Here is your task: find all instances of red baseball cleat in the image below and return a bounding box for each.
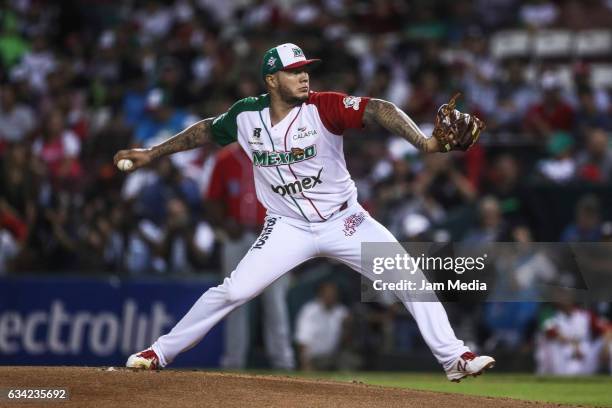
[445,352,495,382]
[126,348,160,370]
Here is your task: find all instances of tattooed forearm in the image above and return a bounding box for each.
[150,118,213,159]
[363,99,433,153]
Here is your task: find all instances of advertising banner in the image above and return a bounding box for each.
[0,276,222,367]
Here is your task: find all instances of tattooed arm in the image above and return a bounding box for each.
[363,99,442,153]
[113,118,213,172]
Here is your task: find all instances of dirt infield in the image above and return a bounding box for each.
[0,367,578,408]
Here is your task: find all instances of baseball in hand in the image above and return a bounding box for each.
[117,159,134,172]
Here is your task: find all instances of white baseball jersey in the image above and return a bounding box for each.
[211,91,370,222]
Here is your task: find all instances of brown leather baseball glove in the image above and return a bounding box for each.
[432,93,485,152]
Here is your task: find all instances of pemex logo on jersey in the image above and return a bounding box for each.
[271,167,323,197]
[252,145,317,167]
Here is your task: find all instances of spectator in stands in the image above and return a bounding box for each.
[483,154,528,227]
[11,33,56,94]
[0,13,30,69]
[536,297,609,375]
[156,57,196,108]
[135,89,197,147]
[0,196,27,274]
[32,109,83,190]
[494,61,538,133]
[463,196,507,243]
[561,195,602,242]
[536,131,577,184]
[525,73,574,139]
[0,225,20,274]
[461,27,498,117]
[576,128,612,183]
[0,142,37,223]
[405,71,440,123]
[121,69,149,128]
[415,154,477,212]
[572,62,610,111]
[295,282,351,371]
[0,85,36,149]
[125,197,213,275]
[134,157,201,225]
[159,197,214,274]
[574,90,612,146]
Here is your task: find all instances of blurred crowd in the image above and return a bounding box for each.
[1,0,612,372]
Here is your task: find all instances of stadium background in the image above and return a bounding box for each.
[1,0,612,373]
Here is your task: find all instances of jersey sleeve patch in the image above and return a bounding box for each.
[308,91,370,135]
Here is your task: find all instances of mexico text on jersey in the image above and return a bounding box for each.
[211,91,370,222]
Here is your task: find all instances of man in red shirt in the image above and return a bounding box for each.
[524,73,574,139]
[207,143,295,369]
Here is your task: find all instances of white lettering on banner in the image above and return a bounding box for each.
[49,302,69,354]
[0,312,22,353]
[121,301,136,354]
[0,300,175,357]
[70,312,91,353]
[23,312,46,354]
[89,313,119,356]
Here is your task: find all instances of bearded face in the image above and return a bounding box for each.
[271,68,310,105]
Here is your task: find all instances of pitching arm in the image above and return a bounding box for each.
[113,118,214,172]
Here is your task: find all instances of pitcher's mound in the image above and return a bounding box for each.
[0,367,575,408]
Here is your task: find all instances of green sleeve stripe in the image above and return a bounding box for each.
[211,94,270,146]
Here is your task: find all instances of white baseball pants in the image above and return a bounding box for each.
[152,201,468,367]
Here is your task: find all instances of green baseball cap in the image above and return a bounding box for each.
[261,43,321,79]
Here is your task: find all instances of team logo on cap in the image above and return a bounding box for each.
[267,56,277,67]
[292,47,304,58]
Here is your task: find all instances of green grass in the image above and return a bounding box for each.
[284,372,612,407]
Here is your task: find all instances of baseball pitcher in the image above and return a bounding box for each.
[115,43,493,382]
